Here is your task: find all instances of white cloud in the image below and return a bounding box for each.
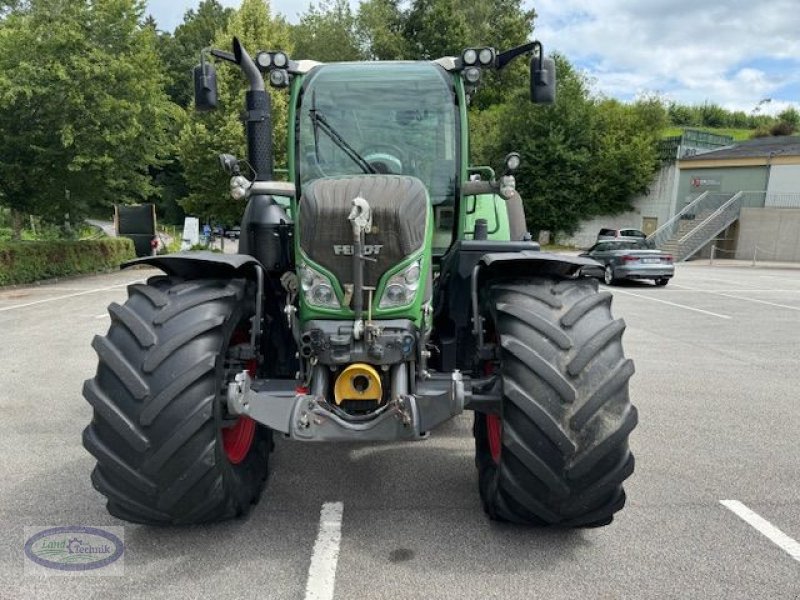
[148,0,800,115]
[532,0,800,114]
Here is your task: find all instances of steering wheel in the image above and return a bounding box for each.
[360,143,408,175]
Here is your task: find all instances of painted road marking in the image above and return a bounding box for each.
[609,288,732,320]
[721,500,800,563]
[0,280,142,312]
[668,283,800,293]
[305,502,344,600]
[667,290,800,292]
[671,283,800,312]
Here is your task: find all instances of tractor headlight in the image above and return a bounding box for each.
[462,49,478,66]
[379,261,422,309]
[299,263,341,309]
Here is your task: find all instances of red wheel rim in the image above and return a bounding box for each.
[222,333,258,465]
[482,357,501,464]
[222,416,256,464]
[486,414,502,464]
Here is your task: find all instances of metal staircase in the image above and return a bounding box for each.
[648,191,745,261]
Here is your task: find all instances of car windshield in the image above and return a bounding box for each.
[296,63,458,206]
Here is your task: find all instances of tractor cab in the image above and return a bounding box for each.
[295,62,458,208]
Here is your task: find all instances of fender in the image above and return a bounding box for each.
[123,250,264,279]
[475,248,602,284]
[123,250,267,352]
[431,240,602,371]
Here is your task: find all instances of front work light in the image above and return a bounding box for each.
[478,48,495,66]
[255,51,272,69]
[464,67,481,85]
[462,49,478,66]
[272,52,288,68]
[269,69,290,88]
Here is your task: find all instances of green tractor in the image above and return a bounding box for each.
[83,38,636,527]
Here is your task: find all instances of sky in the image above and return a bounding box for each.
[145,0,800,116]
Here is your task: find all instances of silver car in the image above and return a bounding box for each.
[581,240,674,286]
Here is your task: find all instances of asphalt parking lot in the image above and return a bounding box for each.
[1,262,798,599]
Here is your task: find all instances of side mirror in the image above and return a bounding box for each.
[530,56,556,104]
[193,60,218,112]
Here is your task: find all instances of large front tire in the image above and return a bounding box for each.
[82,276,271,525]
[475,277,637,527]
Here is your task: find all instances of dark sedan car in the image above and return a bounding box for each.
[581,240,674,286]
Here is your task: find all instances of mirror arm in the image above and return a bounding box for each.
[497,40,542,71]
[209,48,237,64]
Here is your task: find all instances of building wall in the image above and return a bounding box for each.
[767,165,800,194]
[735,207,800,262]
[560,162,678,249]
[675,166,768,210]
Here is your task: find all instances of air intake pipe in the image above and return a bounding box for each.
[233,37,274,182]
[231,38,291,273]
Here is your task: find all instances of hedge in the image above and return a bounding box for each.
[0,238,136,286]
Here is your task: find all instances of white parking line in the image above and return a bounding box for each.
[671,290,800,293]
[609,288,732,320]
[0,280,142,312]
[671,283,800,312]
[305,502,344,600]
[721,500,800,563]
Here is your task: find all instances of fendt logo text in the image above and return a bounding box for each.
[333,244,384,256]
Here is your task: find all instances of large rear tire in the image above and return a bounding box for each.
[82,276,271,525]
[475,277,637,527]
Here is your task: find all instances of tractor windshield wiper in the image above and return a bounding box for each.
[309,109,377,175]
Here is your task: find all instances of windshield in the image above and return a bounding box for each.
[296,63,458,206]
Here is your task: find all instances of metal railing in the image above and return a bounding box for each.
[765,192,800,208]
[647,191,710,249]
[677,192,744,261]
[648,191,742,249]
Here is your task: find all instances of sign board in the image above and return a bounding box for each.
[181,217,200,250]
[114,204,157,257]
[691,176,722,189]
[116,204,156,236]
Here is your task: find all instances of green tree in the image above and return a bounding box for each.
[292,0,362,61]
[486,57,663,234]
[157,0,234,107]
[404,0,469,59]
[355,0,407,60]
[177,0,292,225]
[0,0,176,238]
[404,0,534,107]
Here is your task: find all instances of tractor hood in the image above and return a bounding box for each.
[299,175,429,289]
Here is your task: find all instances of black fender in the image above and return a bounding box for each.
[476,248,601,284]
[431,240,602,372]
[120,250,301,376]
[123,251,264,279]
